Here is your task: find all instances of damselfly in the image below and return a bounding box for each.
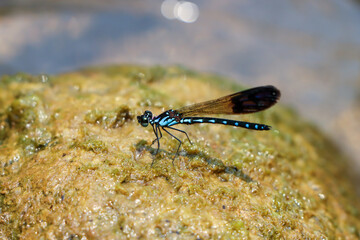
[137,85,280,164]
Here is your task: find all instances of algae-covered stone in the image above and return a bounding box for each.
[0,66,359,239]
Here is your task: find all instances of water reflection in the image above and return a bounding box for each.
[161,0,199,23]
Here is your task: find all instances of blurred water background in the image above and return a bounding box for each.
[0,0,360,192]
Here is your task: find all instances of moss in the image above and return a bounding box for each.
[6,94,48,130]
[85,105,133,129]
[0,117,9,144]
[74,137,108,154]
[0,73,50,86]
[126,65,167,84]
[18,127,52,156]
[0,66,359,239]
[1,93,53,157]
[226,219,250,239]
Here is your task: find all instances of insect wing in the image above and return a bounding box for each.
[177,85,280,117]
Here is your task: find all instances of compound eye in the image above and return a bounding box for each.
[144,110,153,118]
[139,116,149,127]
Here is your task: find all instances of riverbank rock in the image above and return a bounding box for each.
[0,66,359,239]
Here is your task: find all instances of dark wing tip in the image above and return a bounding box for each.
[257,85,281,101]
[232,85,281,113]
[265,85,281,100]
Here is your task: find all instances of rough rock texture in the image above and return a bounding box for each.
[0,66,359,239]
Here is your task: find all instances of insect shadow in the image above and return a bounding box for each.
[134,140,253,183]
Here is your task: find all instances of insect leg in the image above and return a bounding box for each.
[151,124,160,156]
[151,124,163,145]
[162,127,182,166]
[156,126,163,155]
[164,126,192,145]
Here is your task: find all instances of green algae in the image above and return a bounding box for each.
[0,116,9,144]
[18,127,52,156]
[0,73,50,86]
[0,66,359,239]
[7,94,48,130]
[2,92,53,157]
[85,105,133,129]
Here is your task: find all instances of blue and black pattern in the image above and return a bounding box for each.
[180,117,270,130]
[137,85,280,165]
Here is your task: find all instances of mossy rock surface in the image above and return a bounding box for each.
[0,66,359,239]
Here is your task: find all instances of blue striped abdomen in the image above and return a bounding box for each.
[180,117,270,130]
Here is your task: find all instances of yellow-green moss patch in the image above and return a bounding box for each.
[0,65,359,239]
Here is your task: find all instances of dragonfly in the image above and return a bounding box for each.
[137,85,280,165]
